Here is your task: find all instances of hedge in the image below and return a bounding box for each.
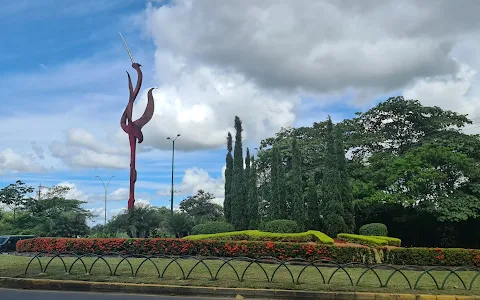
[264,219,300,233]
[191,221,235,235]
[337,233,401,247]
[381,247,480,267]
[359,223,388,236]
[184,230,334,245]
[16,238,480,267]
[16,237,373,264]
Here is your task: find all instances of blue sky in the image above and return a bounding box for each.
[1,0,479,225]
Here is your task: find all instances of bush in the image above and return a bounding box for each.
[264,219,299,233]
[337,233,388,247]
[184,230,334,244]
[191,221,235,235]
[373,236,401,247]
[359,223,388,236]
[16,237,373,263]
[382,247,480,267]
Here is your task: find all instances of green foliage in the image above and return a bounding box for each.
[321,117,348,236]
[359,223,388,236]
[382,247,480,267]
[337,233,388,247]
[179,190,223,224]
[305,174,321,230]
[169,212,194,238]
[184,229,334,244]
[231,116,248,230]
[191,221,235,235]
[269,146,287,219]
[334,126,355,232]
[248,155,260,229]
[245,148,251,219]
[264,219,300,233]
[291,135,305,230]
[107,205,166,238]
[224,132,234,223]
[0,180,34,222]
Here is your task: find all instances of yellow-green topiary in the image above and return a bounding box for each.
[184,230,334,244]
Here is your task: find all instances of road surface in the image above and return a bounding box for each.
[0,288,252,299]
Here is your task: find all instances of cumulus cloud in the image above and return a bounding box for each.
[145,0,479,97]
[108,188,129,201]
[49,128,130,169]
[0,148,50,175]
[31,141,45,159]
[176,167,225,206]
[57,181,91,202]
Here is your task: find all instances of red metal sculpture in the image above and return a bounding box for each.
[119,33,155,211]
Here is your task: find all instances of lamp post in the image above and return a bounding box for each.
[95,175,115,227]
[167,134,180,219]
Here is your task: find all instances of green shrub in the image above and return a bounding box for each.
[337,233,388,247]
[264,219,299,233]
[382,247,480,267]
[191,221,235,235]
[373,236,401,247]
[359,223,388,236]
[184,230,334,244]
[17,237,371,263]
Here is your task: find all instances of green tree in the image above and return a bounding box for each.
[334,125,355,232]
[320,117,347,236]
[291,135,305,229]
[244,148,251,225]
[0,181,34,222]
[170,212,194,238]
[306,174,321,230]
[107,203,162,238]
[179,190,223,224]
[224,132,234,222]
[231,116,248,229]
[249,155,260,229]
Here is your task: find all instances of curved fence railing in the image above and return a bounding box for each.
[23,252,480,291]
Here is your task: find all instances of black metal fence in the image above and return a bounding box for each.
[23,252,480,291]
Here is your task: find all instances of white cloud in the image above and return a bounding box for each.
[0,148,50,175]
[145,0,477,97]
[57,181,91,202]
[177,167,225,206]
[108,188,129,201]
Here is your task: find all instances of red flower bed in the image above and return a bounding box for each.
[17,238,374,264]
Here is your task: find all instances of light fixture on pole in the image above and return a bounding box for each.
[167,134,180,219]
[95,175,115,227]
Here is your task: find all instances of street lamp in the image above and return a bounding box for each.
[95,175,115,227]
[167,134,180,219]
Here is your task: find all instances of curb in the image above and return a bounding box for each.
[0,277,479,299]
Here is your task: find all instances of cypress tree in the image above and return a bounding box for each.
[291,136,305,229]
[249,155,260,229]
[306,174,321,230]
[231,116,247,229]
[320,116,347,237]
[334,126,355,233]
[245,148,251,226]
[223,132,233,223]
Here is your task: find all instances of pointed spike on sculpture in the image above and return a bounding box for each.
[119,32,135,64]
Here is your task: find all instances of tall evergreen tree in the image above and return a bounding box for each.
[334,126,355,233]
[231,116,248,229]
[244,148,251,225]
[291,136,305,229]
[320,117,347,237]
[224,132,233,222]
[249,155,260,229]
[306,174,321,230]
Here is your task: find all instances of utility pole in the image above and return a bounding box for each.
[167,134,181,220]
[95,175,115,227]
[37,184,45,200]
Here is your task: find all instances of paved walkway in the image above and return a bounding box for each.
[0,288,244,300]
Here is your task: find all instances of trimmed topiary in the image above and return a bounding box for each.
[264,219,300,233]
[359,223,388,236]
[191,221,235,235]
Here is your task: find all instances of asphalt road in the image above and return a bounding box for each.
[0,288,250,300]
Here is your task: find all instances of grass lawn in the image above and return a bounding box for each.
[0,254,479,295]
